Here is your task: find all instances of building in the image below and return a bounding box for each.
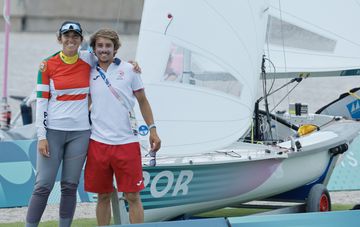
[0,0,143,34]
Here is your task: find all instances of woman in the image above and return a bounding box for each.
[25,21,92,227]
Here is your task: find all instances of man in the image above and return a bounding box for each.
[84,28,161,225]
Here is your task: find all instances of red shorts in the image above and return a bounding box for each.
[85,139,144,193]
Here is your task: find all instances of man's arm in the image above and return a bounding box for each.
[134,90,161,152]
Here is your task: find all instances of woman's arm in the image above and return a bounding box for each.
[36,60,51,157]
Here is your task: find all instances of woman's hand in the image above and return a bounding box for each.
[38,139,50,157]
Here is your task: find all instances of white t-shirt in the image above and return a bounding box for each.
[90,59,144,145]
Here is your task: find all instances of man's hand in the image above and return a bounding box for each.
[149,129,161,152]
[129,60,142,73]
[38,139,50,157]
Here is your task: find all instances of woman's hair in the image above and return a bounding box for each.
[90,28,121,51]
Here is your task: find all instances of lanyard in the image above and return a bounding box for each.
[96,65,128,110]
[95,65,139,135]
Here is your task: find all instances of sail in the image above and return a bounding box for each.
[135,0,269,156]
[266,0,360,78]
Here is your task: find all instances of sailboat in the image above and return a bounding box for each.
[126,0,360,222]
[0,0,360,224]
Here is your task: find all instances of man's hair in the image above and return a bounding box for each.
[90,28,121,51]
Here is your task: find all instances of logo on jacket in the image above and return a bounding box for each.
[39,61,47,72]
[116,70,125,80]
[93,75,100,80]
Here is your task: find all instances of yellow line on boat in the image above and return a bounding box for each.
[348,91,360,100]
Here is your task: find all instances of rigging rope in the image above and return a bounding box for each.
[348,90,360,100]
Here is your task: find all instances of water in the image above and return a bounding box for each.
[0,32,359,116]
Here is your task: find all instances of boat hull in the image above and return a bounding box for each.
[140,147,334,222]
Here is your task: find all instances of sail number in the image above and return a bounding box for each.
[143,170,193,198]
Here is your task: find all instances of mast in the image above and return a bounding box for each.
[1,0,11,129]
[2,0,10,99]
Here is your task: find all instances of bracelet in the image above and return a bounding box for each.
[148,124,156,130]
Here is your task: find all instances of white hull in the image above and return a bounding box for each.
[142,152,330,222]
[135,118,359,222]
